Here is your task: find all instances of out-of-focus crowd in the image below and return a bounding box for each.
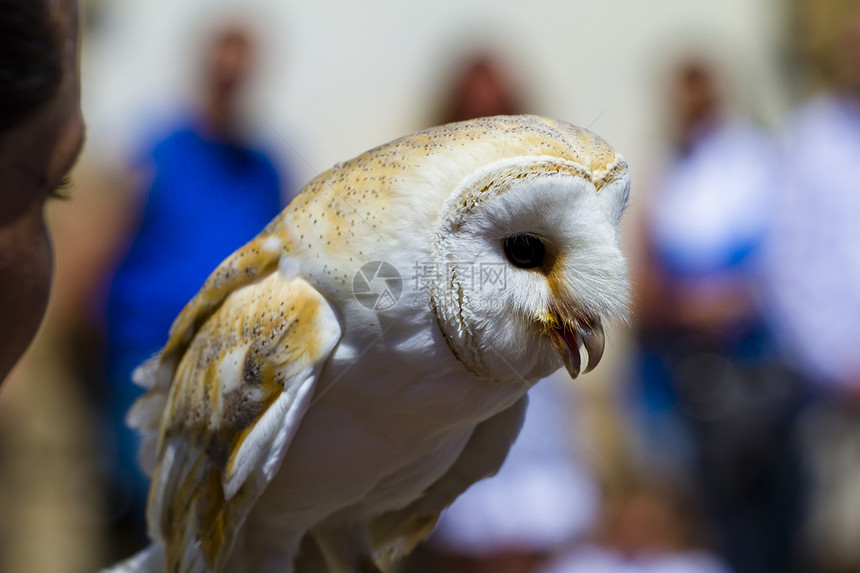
[3,1,860,572]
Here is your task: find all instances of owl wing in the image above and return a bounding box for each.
[370,395,528,562]
[130,239,341,572]
[128,233,287,475]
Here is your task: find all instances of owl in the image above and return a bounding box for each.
[107,115,630,573]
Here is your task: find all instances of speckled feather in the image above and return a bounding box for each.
[117,115,630,573]
[162,115,621,367]
[147,274,340,572]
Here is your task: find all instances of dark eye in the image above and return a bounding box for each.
[503,234,545,269]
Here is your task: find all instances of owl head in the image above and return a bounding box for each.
[425,116,630,384]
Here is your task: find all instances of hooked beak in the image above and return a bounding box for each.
[547,315,605,379]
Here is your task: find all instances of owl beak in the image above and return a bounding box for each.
[549,317,605,379]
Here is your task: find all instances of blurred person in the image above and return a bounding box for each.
[540,476,733,573]
[762,4,860,571]
[635,61,777,339]
[437,53,524,125]
[629,59,803,573]
[0,0,84,383]
[102,23,286,548]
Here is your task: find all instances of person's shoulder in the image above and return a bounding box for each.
[794,93,846,118]
[785,93,857,136]
[708,118,773,149]
[245,144,276,165]
[127,116,203,177]
[152,122,202,151]
[690,120,777,175]
[136,113,204,155]
[243,142,283,182]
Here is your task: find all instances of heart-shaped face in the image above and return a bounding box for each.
[430,142,629,384]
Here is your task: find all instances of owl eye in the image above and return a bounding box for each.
[503,234,545,269]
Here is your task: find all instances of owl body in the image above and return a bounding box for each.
[108,116,630,573]
[236,342,520,570]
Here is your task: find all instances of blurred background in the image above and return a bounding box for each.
[5,0,860,571]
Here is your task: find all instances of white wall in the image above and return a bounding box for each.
[81,0,787,192]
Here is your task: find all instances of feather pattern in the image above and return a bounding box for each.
[145,272,341,571]
[108,115,630,573]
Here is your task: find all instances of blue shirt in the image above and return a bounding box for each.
[107,122,284,373]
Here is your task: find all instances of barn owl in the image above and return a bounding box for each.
[107,115,630,573]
